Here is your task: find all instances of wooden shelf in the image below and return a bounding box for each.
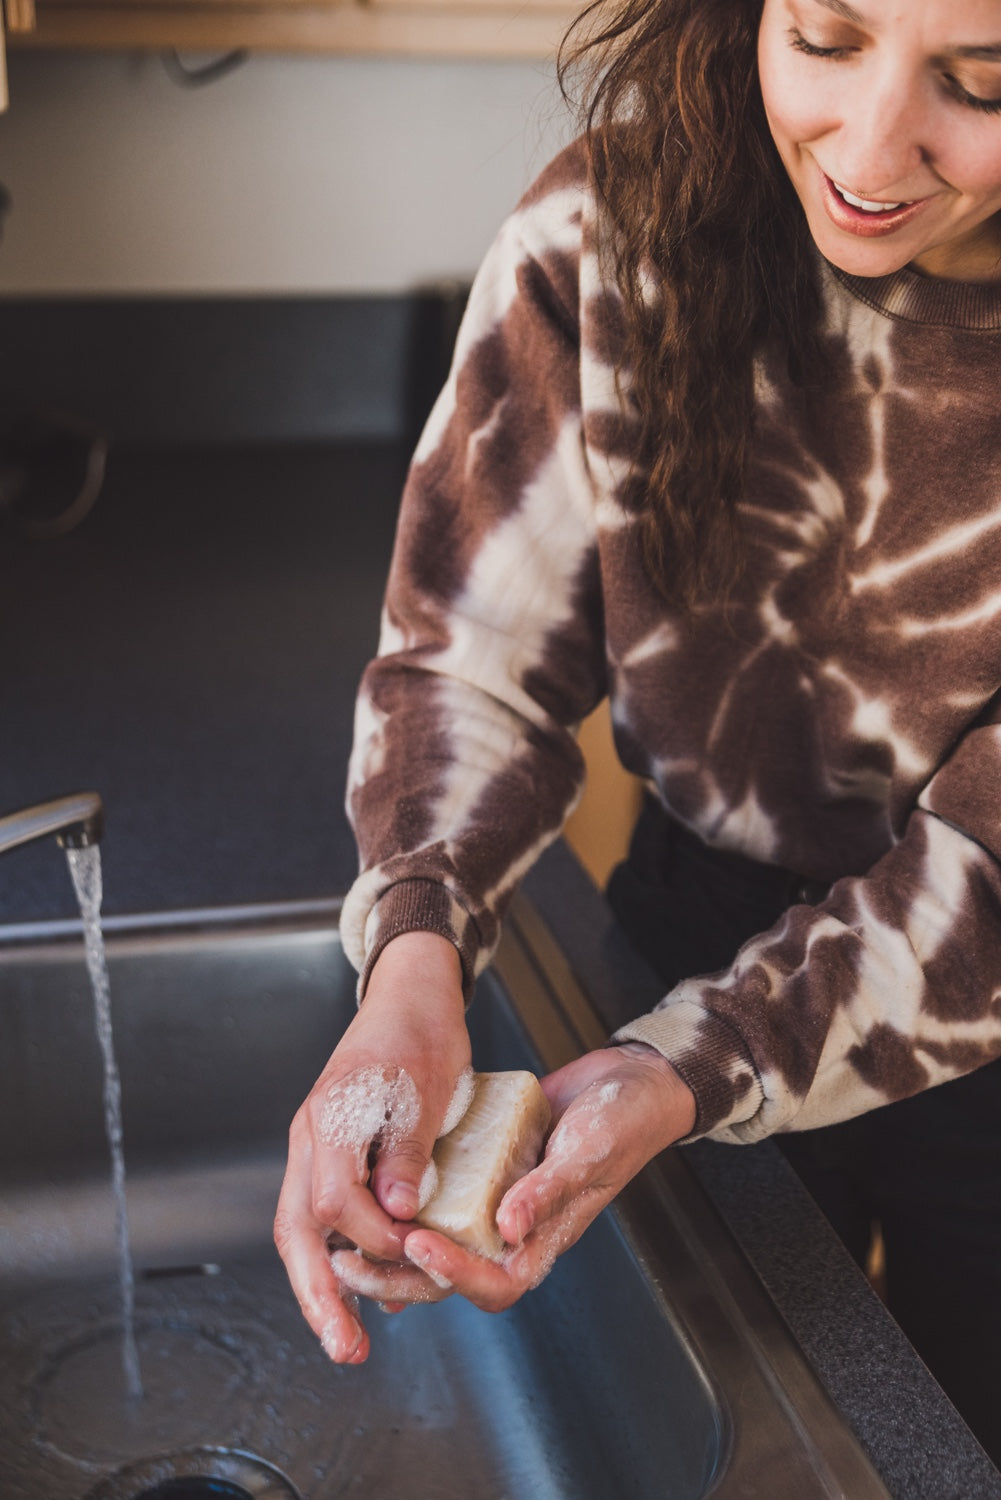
[12,0,574,56]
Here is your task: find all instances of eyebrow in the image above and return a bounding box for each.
[953,43,1001,61]
[811,0,866,21]
[808,0,1001,60]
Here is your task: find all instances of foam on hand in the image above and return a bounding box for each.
[317,1066,420,1159]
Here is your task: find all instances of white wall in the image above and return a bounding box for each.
[0,49,572,295]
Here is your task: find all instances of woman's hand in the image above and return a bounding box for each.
[273,930,471,1363]
[331,1042,696,1316]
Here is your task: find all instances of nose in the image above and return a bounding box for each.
[832,59,929,196]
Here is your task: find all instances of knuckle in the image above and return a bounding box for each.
[273,1209,295,1258]
[479,1290,517,1314]
[305,1091,332,1138]
[313,1180,350,1226]
[383,1137,429,1172]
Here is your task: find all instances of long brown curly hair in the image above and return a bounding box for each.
[558,0,824,606]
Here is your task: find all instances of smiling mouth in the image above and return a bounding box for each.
[818,172,933,235]
[828,177,918,216]
[832,181,913,214]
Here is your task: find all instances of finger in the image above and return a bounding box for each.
[496,1124,607,1247]
[501,1197,600,1292]
[403,1229,532,1314]
[370,1066,476,1221]
[274,1153,370,1363]
[302,1075,412,1260]
[314,1062,436,1226]
[314,1167,409,1262]
[331,1247,452,1305]
[371,1132,440,1222]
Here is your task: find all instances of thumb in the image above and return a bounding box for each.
[496,1085,621,1245]
[496,1153,595,1248]
[371,1064,475,1222]
[371,1125,440,1222]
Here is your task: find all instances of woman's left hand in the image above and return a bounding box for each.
[330,1043,696,1313]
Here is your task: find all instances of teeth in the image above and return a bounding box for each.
[836,184,907,213]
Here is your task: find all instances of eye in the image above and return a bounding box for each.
[786,26,855,60]
[943,73,1001,115]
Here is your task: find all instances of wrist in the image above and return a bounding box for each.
[614,1041,697,1139]
[366,931,464,1013]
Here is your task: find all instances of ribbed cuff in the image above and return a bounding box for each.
[358,878,482,1002]
[613,1000,764,1139]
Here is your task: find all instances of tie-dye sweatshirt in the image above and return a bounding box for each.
[340,140,1001,1144]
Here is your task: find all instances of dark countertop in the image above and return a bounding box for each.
[2,439,998,1498]
[525,841,1001,1500]
[0,441,406,923]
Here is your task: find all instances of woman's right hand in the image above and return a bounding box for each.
[273,930,471,1364]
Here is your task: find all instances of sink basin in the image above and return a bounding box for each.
[0,892,891,1500]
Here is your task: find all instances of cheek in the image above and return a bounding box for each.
[756,28,787,141]
[759,85,824,173]
[922,132,1001,219]
[956,151,1001,210]
[757,36,827,160]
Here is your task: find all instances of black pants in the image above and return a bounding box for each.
[607,798,1001,1466]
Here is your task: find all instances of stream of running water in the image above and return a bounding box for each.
[66,843,143,1401]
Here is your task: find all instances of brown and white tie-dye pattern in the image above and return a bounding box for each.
[340,140,1001,1142]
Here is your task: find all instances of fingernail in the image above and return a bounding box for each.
[320,1316,364,1362]
[513,1202,535,1243]
[386,1182,419,1218]
[404,1241,451,1289]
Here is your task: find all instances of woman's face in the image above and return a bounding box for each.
[757,0,1001,281]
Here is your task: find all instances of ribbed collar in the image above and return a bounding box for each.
[828,260,1001,330]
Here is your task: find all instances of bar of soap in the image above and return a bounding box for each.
[416,1070,551,1261]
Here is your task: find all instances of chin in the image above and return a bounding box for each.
[804,218,918,280]
[820,245,916,278]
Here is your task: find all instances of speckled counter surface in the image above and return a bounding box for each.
[524,841,1001,1500]
[0,442,405,925]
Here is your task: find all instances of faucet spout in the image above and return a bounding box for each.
[0,792,104,855]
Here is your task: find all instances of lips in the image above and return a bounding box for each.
[819,169,931,237]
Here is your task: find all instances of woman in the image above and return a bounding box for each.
[276,0,1001,1458]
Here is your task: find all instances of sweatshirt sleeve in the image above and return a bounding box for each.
[615,711,1001,1142]
[339,160,607,996]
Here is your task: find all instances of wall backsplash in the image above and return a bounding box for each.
[0,50,570,296]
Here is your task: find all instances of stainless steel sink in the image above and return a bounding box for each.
[0,893,891,1500]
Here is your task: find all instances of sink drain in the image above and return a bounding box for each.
[82,1447,302,1500]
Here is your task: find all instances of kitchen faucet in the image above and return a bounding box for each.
[0,792,104,855]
